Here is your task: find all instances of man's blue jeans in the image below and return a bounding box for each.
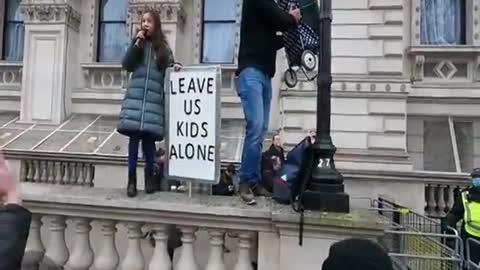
[236,67,272,186]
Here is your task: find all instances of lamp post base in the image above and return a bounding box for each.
[302,190,350,213]
[302,137,350,213]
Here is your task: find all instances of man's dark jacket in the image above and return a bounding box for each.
[0,204,32,270]
[237,0,297,78]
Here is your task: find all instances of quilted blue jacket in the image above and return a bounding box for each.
[117,39,174,141]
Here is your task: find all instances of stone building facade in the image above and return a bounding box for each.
[0,0,478,210]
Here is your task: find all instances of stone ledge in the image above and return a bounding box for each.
[272,204,386,233]
[22,183,387,234]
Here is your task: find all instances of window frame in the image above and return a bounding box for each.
[1,0,24,61]
[412,0,472,47]
[420,116,474,173]
[200,0,238,65]
[96,0,129,63]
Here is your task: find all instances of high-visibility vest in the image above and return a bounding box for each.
[462,191,480,237]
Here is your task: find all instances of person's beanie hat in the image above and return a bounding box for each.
[321,238,393,270]
[470,168,480,188]
[471,168,480,178]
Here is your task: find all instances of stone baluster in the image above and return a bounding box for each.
[26,160,35,181]
[72,163,81,184]
[59,162,66,184]
[47,161,55,183]
[88,164,95,187]
[437,185,446,216]
[22,215,45,269]
[40,161,48,182]
[79,163,87,185]
[33,160,41,182]
[66,218,94,270]
[205,229,227,270]
[121,222,145,270]
[176,226,199,270]
[234,232,254,270]
[148,224,172,270]
[426,184,437,216]
[54,162,62,184]
[20,160,27,182]
[44,216,69,268]
[65,162,73,184]
[446,186,455,212]
[94,221,120,270]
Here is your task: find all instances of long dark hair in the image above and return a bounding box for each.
[141,9,170,69]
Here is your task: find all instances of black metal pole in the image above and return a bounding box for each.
[302,0,349,213]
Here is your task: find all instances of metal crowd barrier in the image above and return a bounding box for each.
[467,238,480,270]
[364,197,465,270]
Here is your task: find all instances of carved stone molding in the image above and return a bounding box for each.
[128,0,186,27]
[20,3,82,32]
[412,55,425,82]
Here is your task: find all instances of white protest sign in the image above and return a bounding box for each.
[165,66,221,184]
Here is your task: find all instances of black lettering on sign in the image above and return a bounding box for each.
[207,77,214,94]
[201,122,208,138]
[176,121,184,137]
[187,78,196,93]
[169,144,178,159]
[196,78,206,93]
[170,80,176,95]
[185,143,194,159]
[179,77,186,94]
[198,144,206,160]
[169,143,215,162]
[208,145,215,161]
[184,99,202,115]
[190,122,199,137]
[194,99,201,115]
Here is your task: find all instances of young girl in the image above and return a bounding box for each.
[117,10,181,197]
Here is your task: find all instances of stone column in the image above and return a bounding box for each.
[19,0,82,124]
[127,0,186,59]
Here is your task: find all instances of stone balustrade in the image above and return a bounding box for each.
[20,183,386,270]
[424,181,469,218]
[19,159,95,187]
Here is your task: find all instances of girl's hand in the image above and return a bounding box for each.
[173,63,182,72]
[136,30,146,40]
[134,30,146,47]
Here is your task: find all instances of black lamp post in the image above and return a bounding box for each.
[301,0,350,213]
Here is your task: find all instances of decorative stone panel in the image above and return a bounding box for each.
[128,0,186,34]
[20,2,82,32]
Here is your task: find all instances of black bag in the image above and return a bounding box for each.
[272,136,315,246]
[272,136,314,205]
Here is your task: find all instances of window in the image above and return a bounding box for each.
[97,0,129,63]
[201,0,237,64]
[2,0,24,61]
[423,118,473,173]
[420,0,466,45]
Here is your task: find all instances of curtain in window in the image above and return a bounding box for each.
[420,0,463,45]
[98,0,129,62]
[3,0,24,61]
[202,0,237,63]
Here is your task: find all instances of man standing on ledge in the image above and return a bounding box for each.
[236,0,301,205]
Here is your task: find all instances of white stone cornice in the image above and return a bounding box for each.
[20,3,82,32]
[128,0,186,26]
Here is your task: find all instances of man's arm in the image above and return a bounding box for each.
[443,195,464,231]
[252,0,298,31]
[0,204,32,270]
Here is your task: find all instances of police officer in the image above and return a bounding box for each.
[443,168,480,264]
